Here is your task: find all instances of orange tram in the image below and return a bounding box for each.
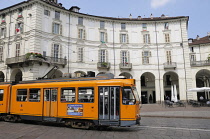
[0,74,141,129]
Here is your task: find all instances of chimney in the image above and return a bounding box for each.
[52,0,57,3]
[208,32,210,40]
[69,6,80,13]
[58,3,62,7]
[150,13,153,19]
[129,14,132,19]
[196,35,200,40]
[188,38,193,43]
[137,16,141,20]
[161,14,165,18]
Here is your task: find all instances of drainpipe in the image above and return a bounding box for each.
[180,19,188,101]
[155,21,162,104]
[112,21,116,76]
[6,9,12,82]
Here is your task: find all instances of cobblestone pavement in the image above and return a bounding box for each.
[141,104,210,119]
[1,117,210,139]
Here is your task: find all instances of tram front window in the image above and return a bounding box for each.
[122,87,135,105]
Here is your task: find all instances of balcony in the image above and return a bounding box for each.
[164,62,177,70]
[6,55,67,68]
[119,63,132,70]
[97,62,111,70]
[190,60,210,67]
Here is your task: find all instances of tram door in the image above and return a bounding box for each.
[43,88,58,120]
[99,87,120,124]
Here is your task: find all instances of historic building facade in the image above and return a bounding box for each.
[0,0,209,103]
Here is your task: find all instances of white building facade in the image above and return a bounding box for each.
[0,0,209,103]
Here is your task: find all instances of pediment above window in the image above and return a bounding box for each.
[76,39,84,44]
[99,43,107,47]
[52,36,62,42]
[120,44,128,48]
[142,45,151,50]
[164,43,173,49]
[14,35,22,41]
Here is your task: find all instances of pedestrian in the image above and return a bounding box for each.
[149,94,152,103]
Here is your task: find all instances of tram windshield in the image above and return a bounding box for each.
[132,87,140,102]
[122,86,139,105]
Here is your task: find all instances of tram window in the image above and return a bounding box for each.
[51,89,57,101]
[0,89,3,101]
[122,87,135,105]
[78,87,94,103]
[17,89,27,102]
[29,89,40,102]
[61,88,75,102]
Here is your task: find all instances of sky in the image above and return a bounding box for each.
[0,0,209,39]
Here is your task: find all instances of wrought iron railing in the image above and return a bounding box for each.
[119,63,132,70]
[190,60,210,67]
[97,62,111,69]
[6,55,67,66]
[163,62,177,69]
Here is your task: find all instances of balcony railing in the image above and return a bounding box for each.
[6,55,67,67]
[164,62,177,69]
[97,62,111,70]
[119,63,132,70]
[190,60,210,67]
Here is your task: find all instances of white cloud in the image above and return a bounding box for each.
[151,0,171,9]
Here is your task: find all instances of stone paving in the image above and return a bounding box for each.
[141,103,210,119]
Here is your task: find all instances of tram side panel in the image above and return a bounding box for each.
[0,85,11,116]
[57,85,99,122]
[10,86,43,121]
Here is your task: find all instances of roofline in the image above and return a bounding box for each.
[0,0,189,22]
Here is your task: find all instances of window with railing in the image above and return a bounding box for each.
[190,54,196,61]
[99,49,107,63]
[52,44,62,62]
[121,51,129,66]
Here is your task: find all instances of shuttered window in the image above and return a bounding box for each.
[78,29,85,39]
[78,47,84,62]
[55,11,60,20]
[143,34,150,44]
[0,47,3,61]
[121,23,126,30]
[166,51,172,63]
[100,21,105,29]
[99,49,107,62]
[142,51,151,64]
[52,23,62,35]
[165,34,170,43]
[120,34,128,43]
[16,43,20,57]
[78,17,83,25]
[121,51,129,65]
